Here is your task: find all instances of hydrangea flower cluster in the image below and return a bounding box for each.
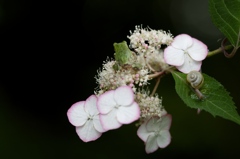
[127,25,173,54]
[95,58,149,95]
[67,25,208,154]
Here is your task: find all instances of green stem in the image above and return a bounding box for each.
[207,45,233,58]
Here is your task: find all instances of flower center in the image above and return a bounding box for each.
[114,104,120,109]
[153,128,161,136]
[87,115,94,121]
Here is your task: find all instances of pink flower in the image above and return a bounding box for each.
[97,86,140,131]
[67,95,105,142]
[164,34,208,73]
[137,115,172,154]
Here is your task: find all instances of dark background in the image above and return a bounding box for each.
[1,0,240,158]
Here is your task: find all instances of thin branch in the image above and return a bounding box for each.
[148,71,164,79]
[151,76,161,96]
[207,45,233,58]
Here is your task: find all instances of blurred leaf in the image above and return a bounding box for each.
[209,0,240,47]
[172,71,240,125]
[113,41,133,65]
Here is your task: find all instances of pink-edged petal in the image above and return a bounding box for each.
[171,34,193,50]
[114,86,134,106]
[93,115,106,133]
[137,118,153,142]
[100,108,122,131]
[116,102,140,124]
[164,46,185,66]
[97,90,116,114]
[176,54,202,73]
[187,38,208,61]
[67,101,88,127]
[158,114,172,130]
[157,130,171,148]
[145,134,159,154]
[85,95,98,116]
[76,120,102,142]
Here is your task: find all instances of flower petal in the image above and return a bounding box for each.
[145,134,159,154]
[176,53,202,73]
[114,86,134,106]
[146,117,161,132]
[85,95,98,116]
[67,101,88,127]
[76,120,102,142]
[100,108,122,131]
[116,102,140,124]
[97,90,116,114]
[164,46,184,66]
[137,118,153,142]
[187,38,208,61]
[171,34,193,50]
[93,115,106,133]
[158,114,172,130]
[157,130,171,148]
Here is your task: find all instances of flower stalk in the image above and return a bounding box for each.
[151,76,161,96]
[207,45,233,57]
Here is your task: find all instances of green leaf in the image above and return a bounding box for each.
[209,0,240,47]
[172,71,240,125]
[113,41,133,65]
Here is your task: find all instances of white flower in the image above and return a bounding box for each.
[97,86,140,131]
[137,114,172,154]
[67,95,105,142]
[164,34,208,73]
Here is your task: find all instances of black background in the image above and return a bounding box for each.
[1,0,240,158]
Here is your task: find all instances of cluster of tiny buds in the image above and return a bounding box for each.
[94,25,172,123]
[127,25,174,55]
[94,58,149,95]
[135,90,166,122]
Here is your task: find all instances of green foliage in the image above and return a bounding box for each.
[209,0,240,47]
[113,41,133,65]
[172,71,240,125]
